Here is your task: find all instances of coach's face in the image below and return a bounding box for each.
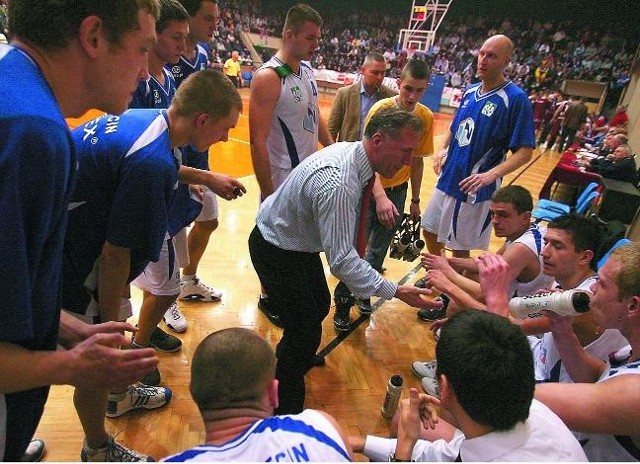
[369,128,419,179]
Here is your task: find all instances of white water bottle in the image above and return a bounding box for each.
[508,289,590,319]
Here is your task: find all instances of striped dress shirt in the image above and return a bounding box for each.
[257,141,398,300]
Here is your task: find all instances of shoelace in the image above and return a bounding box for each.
[193,276,216,293]
[129,386,163,409]
[170,306,182,321]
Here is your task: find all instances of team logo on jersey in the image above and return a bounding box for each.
[303,105,317,133]
[455,117,474,147]
[481,101,497,117]
[290,85,302,103]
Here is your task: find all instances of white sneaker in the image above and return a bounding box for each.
[81,436,152,462]
[421,377,440,397]
[551,144,560,152]
[412,360,438,379]
[179,275,222,301]
[106,385,172,418]
[163,302,187,333]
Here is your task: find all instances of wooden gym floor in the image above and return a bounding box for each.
[37,89,563,461]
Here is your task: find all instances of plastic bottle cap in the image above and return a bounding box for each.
[572,291,591,313]
[390,375,403,387]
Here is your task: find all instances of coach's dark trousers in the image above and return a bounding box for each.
[249,226,330,414]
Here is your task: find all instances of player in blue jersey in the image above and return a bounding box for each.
[129,0,195,353]
[170,0,216,87]
[64,69,245,462]
[130,0,189,110]
[168,0,228,310]
[162,328,353,461]
[419,35,534,286]
[0,1,161,461]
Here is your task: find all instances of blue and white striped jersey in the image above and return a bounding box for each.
[163,409,351,462]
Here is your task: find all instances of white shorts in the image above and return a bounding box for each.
[195,188,218,222]
[172,227,190,268]
[132,235,181,296]
[422,189,493,251]
[62,297,133,325]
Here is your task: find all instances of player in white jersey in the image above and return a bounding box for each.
[416,186,553,321]
[256,56,321,178]
[531,275,627,383]
[161,328,352,462]
[479,239,640,461]
[249,4,333,327]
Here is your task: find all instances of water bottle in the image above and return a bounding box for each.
[508,289,590,319]
[381,374,403,419]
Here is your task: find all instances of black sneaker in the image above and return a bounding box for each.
[149,326,182,353]
[140,366,161,387]
[308,354,325,367]
[258,296,284,328]
[356,298,372,316]
[416,294,450,322]
[333,309,351,332]
[21,439,45,462]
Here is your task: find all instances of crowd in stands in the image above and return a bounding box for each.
[213,1,635,110]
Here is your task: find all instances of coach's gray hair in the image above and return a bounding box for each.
[364,107,424,139]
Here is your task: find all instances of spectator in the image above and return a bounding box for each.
[609,104,629,129]
[223,50,243,87]
[583,144,638,184]
[327,52,396,142]
[558,96,588,153]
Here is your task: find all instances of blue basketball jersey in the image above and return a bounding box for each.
[167,43,209,88]
[166,43,212,229]
[0,43,76,461]
[437,81,535,203]
[130,68,177,109]
[63,110,180,315]
[0,44,75,344]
